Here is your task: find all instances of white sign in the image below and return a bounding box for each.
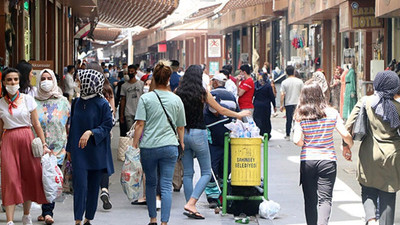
[208,39,221,58]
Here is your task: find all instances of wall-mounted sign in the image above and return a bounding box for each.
[208,39,221,58]
[29,61,54,86]
[351,2,383,29]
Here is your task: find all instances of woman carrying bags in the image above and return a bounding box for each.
[0,68,50,225]
[35,69,70,224]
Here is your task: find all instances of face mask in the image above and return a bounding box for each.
[6,84,20,95]
[143,86,150,93]
[128,73,135,79]
[124,75,130,81]
[40,80,54,92]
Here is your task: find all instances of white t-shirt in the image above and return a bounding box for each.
[0,94,37,129]
[225,79,238,99]
[203,73,210,91]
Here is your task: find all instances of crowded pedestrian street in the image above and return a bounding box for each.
[0,114,399,225]
[1,0,400,225]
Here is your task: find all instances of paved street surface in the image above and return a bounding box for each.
[1,112,399,224]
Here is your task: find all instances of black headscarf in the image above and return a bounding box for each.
[371,71,400,128]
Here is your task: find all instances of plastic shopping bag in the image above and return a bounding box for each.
[42,154,64,203]
[120,146,143,201]
[259,197,280,220]
[61,159,73,194]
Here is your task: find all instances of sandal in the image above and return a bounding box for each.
[44,215,54,225]
[183,208,205,219]
[37,215,45,222]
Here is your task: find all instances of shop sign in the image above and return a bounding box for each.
[350,1,383,29]
[209,62,219,76]
[29,60,54,86]
[208,39,221,58]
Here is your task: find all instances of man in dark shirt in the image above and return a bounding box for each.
[170,60,181,92]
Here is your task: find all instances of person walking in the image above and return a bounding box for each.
[176,65,250,219]
[0,68,50,225]
[236,64,255,119]
[67,69,114,225]
[253,72,276,139]
[293,80,353,225]
[16,60,37,97]
[133,60,186,225]
[280,65,304,140]
[344,71,400,225]
[35,69,70,224]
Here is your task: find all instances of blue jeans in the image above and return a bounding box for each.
[182,129,212,201]
[141,145,178,223]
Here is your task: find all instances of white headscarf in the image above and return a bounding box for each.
[35,69,63,101]
[312,71,328,93]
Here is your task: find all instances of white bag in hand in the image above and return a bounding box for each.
[42,154,63,203]
[120,146,143,201]
[259,197,280,220]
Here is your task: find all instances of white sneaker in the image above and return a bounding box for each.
[22,214,33,225]
[6,221,14,225]
[156,199,161,209]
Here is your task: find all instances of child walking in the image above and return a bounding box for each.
[293,80,353,225]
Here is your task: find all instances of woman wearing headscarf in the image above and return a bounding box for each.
[35,69,70,224]
[253,72,276,139]
[312,71,330,104]
[343,71,400,225]
[66,69,114,225]
[0,68,50,225]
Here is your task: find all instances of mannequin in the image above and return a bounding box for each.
[342,64,357,120]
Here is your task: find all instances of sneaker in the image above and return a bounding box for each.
[156,199,161,210]
[100,191,112,210]
[22,214,33,225]
[284,136,290,141]
[6,222,14,225]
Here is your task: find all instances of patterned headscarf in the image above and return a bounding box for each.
[371,71,400,128]
[312,71,328,93]
[78,69,105,100]
[35,69,63,101]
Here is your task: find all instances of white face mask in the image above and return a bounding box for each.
[143,86,150,93]
[6,84,20,95]
[124,75,130,81]
[40,80,54,92]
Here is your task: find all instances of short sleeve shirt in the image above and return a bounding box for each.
[121,80,144,117]
[0,94,37,129]
[238,77,255,109]
[135,90,186,148]
[280,77,304,106]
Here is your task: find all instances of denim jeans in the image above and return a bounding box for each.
[182,129,212,201]
[141,145,178,223]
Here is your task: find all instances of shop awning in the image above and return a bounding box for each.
[98,0,179,28]
[288,0,346,25]
[166,19,209,41]
[92,28,121,42]
[375,0,400,17]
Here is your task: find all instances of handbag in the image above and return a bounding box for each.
[117,123,135,161]
[32,137,44,157]
[154,91,184,160]
[352,98,368,141]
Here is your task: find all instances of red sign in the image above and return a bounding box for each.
[158,44,167,53]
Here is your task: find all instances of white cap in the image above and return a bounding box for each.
[211,73,227,82]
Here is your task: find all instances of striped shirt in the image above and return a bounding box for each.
[297,107,343,161]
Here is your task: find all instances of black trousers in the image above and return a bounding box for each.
[285,105,297,136]
[300,160,336,225]
[361,184,396,225]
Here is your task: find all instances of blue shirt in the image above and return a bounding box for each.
[67,97,114,175]
[204,87,239,146]
[170,71,181,92]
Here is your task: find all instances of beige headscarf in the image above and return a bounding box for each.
[35,69,63,101]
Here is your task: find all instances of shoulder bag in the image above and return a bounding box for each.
[352,98,368,141]
[154,91,184,160]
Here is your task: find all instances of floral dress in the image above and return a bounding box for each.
[35,97,70,165]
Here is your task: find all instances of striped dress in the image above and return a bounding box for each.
[299,107,342,161]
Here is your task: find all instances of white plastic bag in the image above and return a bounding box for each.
[41,154,63,203]
[259,197,280,220]
[120,146,143,201]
